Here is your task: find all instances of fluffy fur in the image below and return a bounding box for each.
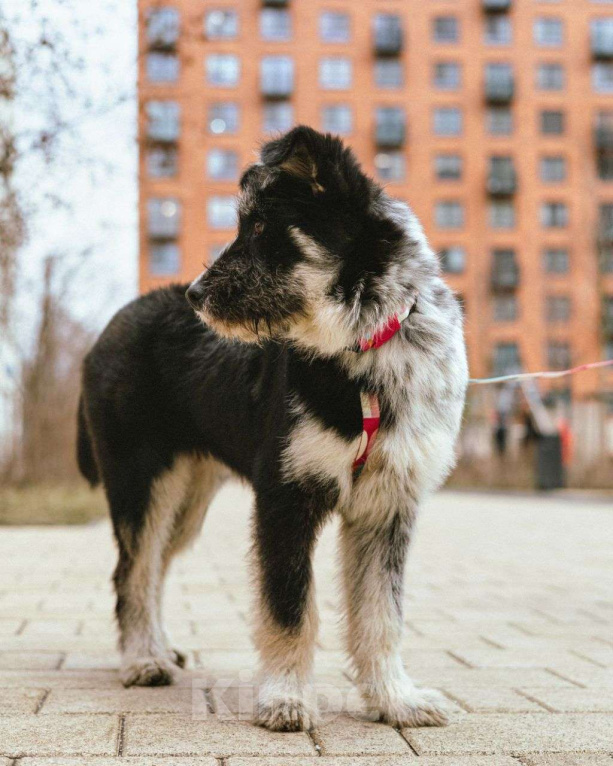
[78,126,468,730]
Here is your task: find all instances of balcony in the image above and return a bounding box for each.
[487,161,517,196]
[374,17,403,56]
[604,314,613,336]
[375,112,406,148]
[262,0,288,6]
[485,72,514,103]
[483,0,512,11]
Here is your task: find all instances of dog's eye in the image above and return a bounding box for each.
[253,222,265,236]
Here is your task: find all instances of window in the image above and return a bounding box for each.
[261,56,294,97]
[147,8,179,49]
[604,296,613,328]
[485,16,512,45]
[537,63,564,91]
[547,341,571,370]
[546,295,571,322]
[435,154,463,180]
[592,18,613,54]
[206,54,240,87]
[375,107,406,147]
[440,246,466,274]
[146,101,180,142]
[319,57,352,89]
[207,149,239,181]
[146,53,179,83]
[433,107,462,136]
[433,16,459,43]
[374,14,403,55]
[492,249,519,287]
[434,62,461,90]
[147,147,178,178]
[208,196,236,229]
[260,9,291,41]
[544,248,569,274]
[493,295,518,322]
[541,110,565,135]
[489,201,515,228]
[534,18,563,47]
[148,198,181,238]
[493,343,521,375]
[540,156,566,183]
[208,103,239,135]
[263,103,294,133]
[205,9,238,40]
[600,203,613,239]
[597,153,613,180]
[601,246,613,273]
[435,201,464,229]
[487,107,513,136]
[593,62,613,93]
[485,63,514,101]
[375,60,403,89]
[374,152,405,182]
[321,105,352,135]
[541,202,568,228]
[320,12,350,43]
[150,242,180,276]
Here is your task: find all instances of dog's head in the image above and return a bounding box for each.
[187,126,434,353]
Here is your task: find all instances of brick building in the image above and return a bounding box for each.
[138,0,613,401]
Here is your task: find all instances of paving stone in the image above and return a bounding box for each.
[41,687,209,715]
[449,648,595,669]
[0,687,46,714]
[63,652,121,670]
[0,651,62,670]
[521,687,613,712]
[123,714,315,756]
[21,760,218,766]
[404,713,613,756]
[0,619,22,634]
[227,758,520,766]
[442,686,545,713]
[521,756,613,765]
[0,714,118,757]
[410,667,575,689]
[314,716,411,756]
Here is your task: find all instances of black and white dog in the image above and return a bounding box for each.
[78,126,467,731]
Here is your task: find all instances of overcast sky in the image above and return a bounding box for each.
[11,0,139,337]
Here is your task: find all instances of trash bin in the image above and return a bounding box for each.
[535,434,565,491]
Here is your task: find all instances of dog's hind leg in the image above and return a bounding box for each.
[339,509,450,727]
[157,456,230,668]
[251,480,334,732]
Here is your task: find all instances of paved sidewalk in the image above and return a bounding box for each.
[1,484,612,764]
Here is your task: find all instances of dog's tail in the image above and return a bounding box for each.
[77,395,100,487]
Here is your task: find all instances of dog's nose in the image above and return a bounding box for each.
[186,281,205,309]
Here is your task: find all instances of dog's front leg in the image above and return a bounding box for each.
[251,481,331,732]
[340,510,450,727]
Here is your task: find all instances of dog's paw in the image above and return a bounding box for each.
[378,687,451,728]
[168,648,187,668]
[120,656,178,687]
[254,698,317,732]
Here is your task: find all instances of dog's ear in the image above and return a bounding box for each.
[261,126,325,193]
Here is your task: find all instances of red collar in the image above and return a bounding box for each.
[352,297,417,476]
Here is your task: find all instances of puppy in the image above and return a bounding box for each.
[78,126,467,731]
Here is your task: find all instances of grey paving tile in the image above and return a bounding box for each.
[123,714,315,757]
[405,713,613,756]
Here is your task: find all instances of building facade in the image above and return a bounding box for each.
[138,0,613,401]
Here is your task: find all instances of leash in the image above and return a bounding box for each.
[469,359,613,386]
[351,300,613,476]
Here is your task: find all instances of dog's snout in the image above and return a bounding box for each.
[186,281,206,309]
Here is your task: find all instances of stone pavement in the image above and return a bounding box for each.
[0,483,612,764]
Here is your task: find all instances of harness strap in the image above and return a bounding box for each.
[351,298,417,476]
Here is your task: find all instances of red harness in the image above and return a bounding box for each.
[351,303,414,476]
